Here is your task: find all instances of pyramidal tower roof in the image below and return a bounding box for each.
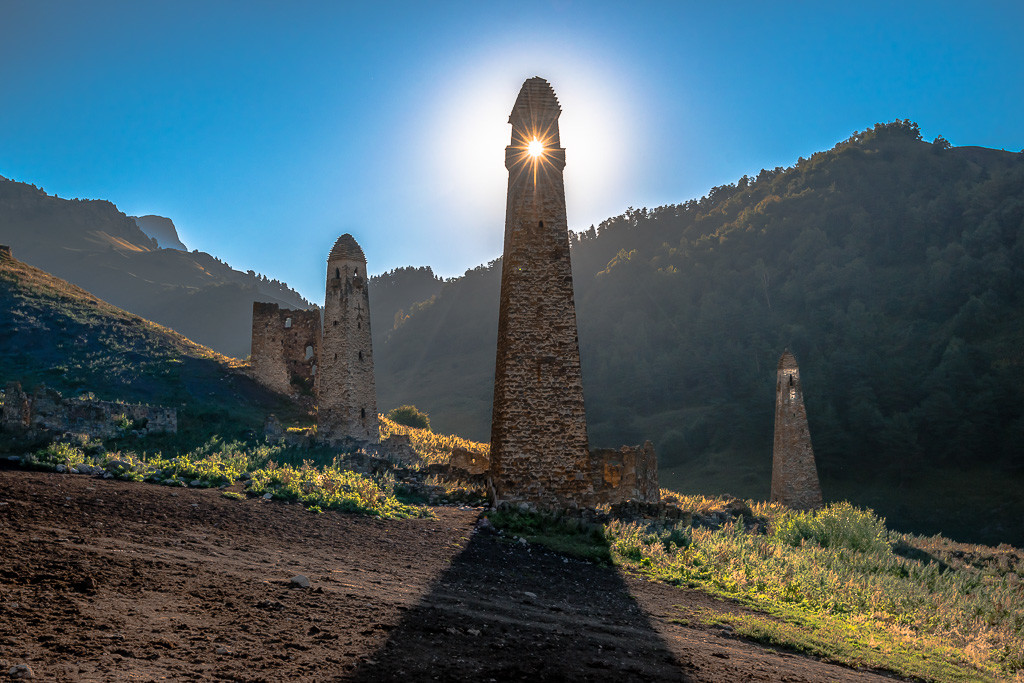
[778,349,799,370]
[509,77,561,120]
[328,234,365,263]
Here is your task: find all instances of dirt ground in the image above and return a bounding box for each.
[0,468,905,681]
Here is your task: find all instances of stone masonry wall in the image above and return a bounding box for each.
[1,381,177,438]
[450,446,489,476]
[489,77,593,509]
[770,351,823,510]
[250,302,321,403]
[589,441,661,506]
[317,234,378,444]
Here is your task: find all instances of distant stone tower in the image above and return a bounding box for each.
[771,350,823,510]
[317,234,378,443]
[489,77,592,509]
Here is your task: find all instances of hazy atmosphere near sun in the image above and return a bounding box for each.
[1,0,1022,301]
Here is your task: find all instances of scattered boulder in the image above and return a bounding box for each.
[289,575,311,588]
[8,664,34,679]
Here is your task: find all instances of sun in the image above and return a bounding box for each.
[527,138,544,157]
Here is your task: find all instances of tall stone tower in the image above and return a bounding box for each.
[771,350,823,510]
[490,77,592,509]
[317,234,378,444]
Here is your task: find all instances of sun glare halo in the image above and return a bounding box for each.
[527,138,544,157]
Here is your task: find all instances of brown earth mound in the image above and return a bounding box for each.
[0,469,901,681]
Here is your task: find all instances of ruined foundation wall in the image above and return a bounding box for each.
[489,77,592,509]
[250,302,321,401]
[770,351,823,510]
[1,382,177,438]
[450,446,489,476]
[317,234,378,444]
[590,441,660,506]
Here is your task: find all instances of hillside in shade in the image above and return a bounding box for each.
[374,122,1024,545]
[0,177,312,358]
[0,248,293,436]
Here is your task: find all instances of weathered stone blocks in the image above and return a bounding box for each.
[1,381,177,438]
[590,441,661,506]
[249,302,321,403]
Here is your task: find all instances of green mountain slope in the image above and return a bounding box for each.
[0,177,312,358]
[0,248,293,437]
[376,122,1024,544]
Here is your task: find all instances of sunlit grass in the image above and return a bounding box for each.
[380,415,488,466]
[605,498,1024,682]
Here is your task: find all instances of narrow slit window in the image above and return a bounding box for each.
[284,317,292,329]
[360,408,366,419]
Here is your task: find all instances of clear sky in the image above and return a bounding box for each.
[2,1,1022,302]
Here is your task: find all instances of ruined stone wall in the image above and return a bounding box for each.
[250,302,321,402]
[0,245,12,260]
[489,77,592,509]
[770,351,823,510]
[589,441,660,506]
[317,234,378,444]
[1,382,177,438]
[450,446,489,476]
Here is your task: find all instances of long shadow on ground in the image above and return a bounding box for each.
[351,525,687,682]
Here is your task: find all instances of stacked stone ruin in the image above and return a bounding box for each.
[249,302,321,404]
[1,381,177,438]
[770,350,823,510]
[317,234,378,444]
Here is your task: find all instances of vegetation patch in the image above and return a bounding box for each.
[488,509,611,564]
[379,415,488,467]
[605,499,1024,682]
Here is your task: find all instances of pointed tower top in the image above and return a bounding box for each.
[510,77,561,116]
[328,234,365,263]
[778,349,799,370]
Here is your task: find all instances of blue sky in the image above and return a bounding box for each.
[1,1,1022,302]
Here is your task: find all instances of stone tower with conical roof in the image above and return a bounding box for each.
[317,234,377,443]
[489,77,592,509]
[771,350,823,510]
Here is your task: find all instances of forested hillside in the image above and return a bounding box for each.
[376,122,1024,543]
[0,178,312,358]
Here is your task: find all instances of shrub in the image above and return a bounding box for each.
[772,501,890,554]
[385,405,431,431]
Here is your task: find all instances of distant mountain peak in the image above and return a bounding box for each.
[133,215,188,251]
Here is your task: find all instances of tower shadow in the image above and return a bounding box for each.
[350,527,688,682]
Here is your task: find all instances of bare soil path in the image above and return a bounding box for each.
[0,469,903,681]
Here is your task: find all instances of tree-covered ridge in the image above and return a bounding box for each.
[375,122,1024,544]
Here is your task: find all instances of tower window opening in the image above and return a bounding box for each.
[360,408,366,419]
[333,320,338,326]
[305,345,314,361]
[357,322,360,329]
[335,267,340,279]
[284,317,292,329]
[538,221,544,228]
[333,353,337,361]
[358,350,364,361]
[354,267,359,276]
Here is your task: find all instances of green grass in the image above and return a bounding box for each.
[18,434,429,520]
[487,509,611,563]
[604,500,1024,682]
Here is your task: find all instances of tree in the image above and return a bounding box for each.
[386,405,431,431]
